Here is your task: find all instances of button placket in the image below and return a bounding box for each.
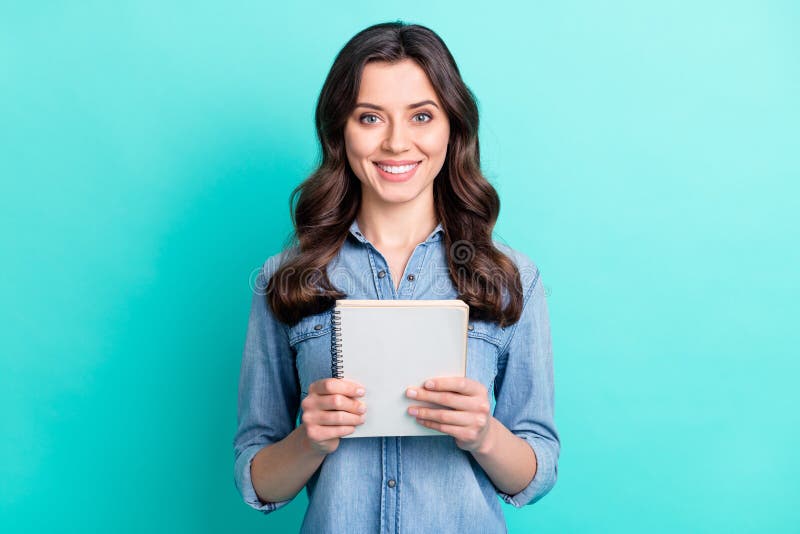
[377,265,393,296]
[371,253,397,299]
[364,245,391,300]
[365,240,429,299]
[395,243,427,298]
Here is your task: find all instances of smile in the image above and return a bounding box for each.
[374,162,420,174]
[372,161,421,182]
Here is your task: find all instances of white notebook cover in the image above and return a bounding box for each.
[333,299,469,438]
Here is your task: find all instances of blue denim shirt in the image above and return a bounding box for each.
[233,218,560,533]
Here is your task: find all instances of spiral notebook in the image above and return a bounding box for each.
[331,299,469,438]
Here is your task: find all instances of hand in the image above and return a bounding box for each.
[300,378,367,455]
[406,377,493,452]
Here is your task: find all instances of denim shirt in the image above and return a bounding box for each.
[233,218,560,533]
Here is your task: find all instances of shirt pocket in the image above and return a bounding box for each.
[465,318,503,395]
[287,310,334,401]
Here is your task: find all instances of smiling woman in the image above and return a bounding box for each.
[233,20,560,534]
[344,60,450,195]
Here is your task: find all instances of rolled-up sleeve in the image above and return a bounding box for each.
[233,259,301,514]
[492,267,560,507]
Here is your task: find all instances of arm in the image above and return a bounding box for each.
[489,268,560,506]
[233,262,310,513]
[408,379,538,496]
[251,374,369,503]
[250,425,327,503]
[469,417,538,496]
[407,268,559,506]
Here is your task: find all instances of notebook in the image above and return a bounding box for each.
[331,299,469,438]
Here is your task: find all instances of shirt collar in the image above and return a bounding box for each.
[348,218,445,244]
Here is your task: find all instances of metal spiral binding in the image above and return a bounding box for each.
[330,306,343,378]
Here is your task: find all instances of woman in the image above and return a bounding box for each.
[234,21,559,533]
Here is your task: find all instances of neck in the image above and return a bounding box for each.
[356,200,438,250]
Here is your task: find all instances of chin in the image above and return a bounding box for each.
[360,173,435,203]
[376,191,419,204]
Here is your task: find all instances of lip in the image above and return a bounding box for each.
[373,160,421,183]
[373,159,422,166]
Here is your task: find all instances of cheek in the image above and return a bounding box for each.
[419,127,449,160]
[344,133,370,181]
[345,126,379,161]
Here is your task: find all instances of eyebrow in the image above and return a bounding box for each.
[354,100,440,111]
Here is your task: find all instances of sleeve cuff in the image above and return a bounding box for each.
[497,436,558,507]
[234,443,293,514]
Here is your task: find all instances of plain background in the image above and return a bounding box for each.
[1,1,798,532]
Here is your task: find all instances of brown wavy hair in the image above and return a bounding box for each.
[267,21,524,328]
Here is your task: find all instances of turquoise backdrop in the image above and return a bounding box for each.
[1,1,798,532]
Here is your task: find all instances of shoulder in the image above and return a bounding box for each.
[257,248,297,284]
[492,240,542,299]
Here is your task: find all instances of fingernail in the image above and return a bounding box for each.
[357,403,366,413]
[425,380,435,389]
[408,407,418,416]
[356,388,365,396]
[406,388,417,398]
[360,414,366,422]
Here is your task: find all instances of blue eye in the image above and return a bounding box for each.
[358,112,433,124]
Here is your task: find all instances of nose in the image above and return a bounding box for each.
[381,121,411,153]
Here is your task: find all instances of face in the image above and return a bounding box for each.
[343,58,450,206]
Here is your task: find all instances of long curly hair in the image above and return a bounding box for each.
[267,21,524,328]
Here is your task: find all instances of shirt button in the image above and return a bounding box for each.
[468,324,474,331]
[407,274,415,282]
[314,324,323,331]
[387,479,396,488]
[378,270,386,278]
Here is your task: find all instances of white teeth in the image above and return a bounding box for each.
[376,162,419,174]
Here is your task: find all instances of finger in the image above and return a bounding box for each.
[422,377,486,396]
[405,387,487,412]
[306,424,357,442]
[316,410,366,427]
[310,378,365,397]
[415,419,480,442]
[409,406,485,427]
[302,407,365,428]
[320,394,367,415]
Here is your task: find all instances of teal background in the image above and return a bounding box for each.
[1,1,798,532]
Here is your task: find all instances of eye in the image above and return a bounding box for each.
[413,112,432,123]
[359,113,380,124]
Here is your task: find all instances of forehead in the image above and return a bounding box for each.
[357,59,440,105]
